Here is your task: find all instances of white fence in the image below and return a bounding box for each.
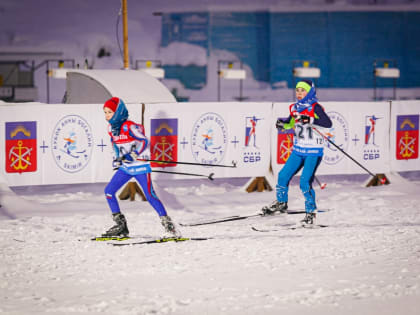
[1,100,419,186]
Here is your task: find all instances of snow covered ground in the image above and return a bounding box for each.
[1,172,420,315]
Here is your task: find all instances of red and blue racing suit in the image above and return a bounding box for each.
[104,120,167,216]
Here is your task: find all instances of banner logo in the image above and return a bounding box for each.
[276,118,294,165]
[191,112,227,165]
[150,118,178,167]
[363,115,382,160]
[323,111,349,165]
[365,115,380,145]
[396,115,419,160]
[244,115,262,163]
[51,115,93,173]
[5,121,37,173]
[245,116,262,147]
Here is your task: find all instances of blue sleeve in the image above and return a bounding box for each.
[314,104,332,128]
[112,142,120,158]
[128,129,148,154]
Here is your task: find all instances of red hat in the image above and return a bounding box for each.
[103,97,120,112]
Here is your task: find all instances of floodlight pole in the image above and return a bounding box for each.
[373,61,377,101]
[46,60,50,103]
[122,0,129,69]
[239,61,244,101]
[217,60,221,101]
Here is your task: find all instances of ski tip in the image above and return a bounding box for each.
[208,173,215,181]
[251,226,278,232]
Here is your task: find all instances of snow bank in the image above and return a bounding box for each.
[1,175,420,314]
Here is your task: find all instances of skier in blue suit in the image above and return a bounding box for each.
[262,80,332,226]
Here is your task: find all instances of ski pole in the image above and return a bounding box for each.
[143,159,237,168]
[120,146,237,168]
[314,176,327,189]
[152,170,215,181]
[113,166,214,180]
[312,126,386,185]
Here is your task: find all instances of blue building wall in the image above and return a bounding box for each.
[161,11,420,90]
[270,12,330,87]
[161,12,209,49]
[210,12,270,82]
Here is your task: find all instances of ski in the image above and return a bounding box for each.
[179,209,329,227]
[91,236,131,242]
[180,214,261,227]
[289,224,328,230]
[110,236,210,246]
[252,224,328,232]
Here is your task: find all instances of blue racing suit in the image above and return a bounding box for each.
[276,101,332,213]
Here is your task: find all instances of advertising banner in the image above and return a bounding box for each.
[1,101,272,186]
[1,100,418,187]
[390,100,420,171]
[144,102,272,179]
[1,102,142,186]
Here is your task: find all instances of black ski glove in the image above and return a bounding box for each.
[276,118,285,129]
[112,159,122,169]
[294,114,313,125]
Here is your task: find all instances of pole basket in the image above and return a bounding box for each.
[366,173,390,187]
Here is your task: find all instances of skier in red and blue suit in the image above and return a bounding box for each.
[102,97,180,237]
[262,80,332,226]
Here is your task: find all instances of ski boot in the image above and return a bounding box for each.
[261,201,288,216]
[160,215,181,238]
[301,212,316,227]
[102,213,129,237]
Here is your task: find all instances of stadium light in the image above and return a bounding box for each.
[139,68,165,79]
[217,60,247,101]
[136,59,165,79]
[373,59,399,100]
[292,60,321,98]
[293,67,321,78]
[219,69,246,80]
[374,67,400,79]
[48,68,70,79]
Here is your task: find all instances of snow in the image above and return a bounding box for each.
[1,173,420,314]
[1,1,420,312]
[160,42,207,66]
